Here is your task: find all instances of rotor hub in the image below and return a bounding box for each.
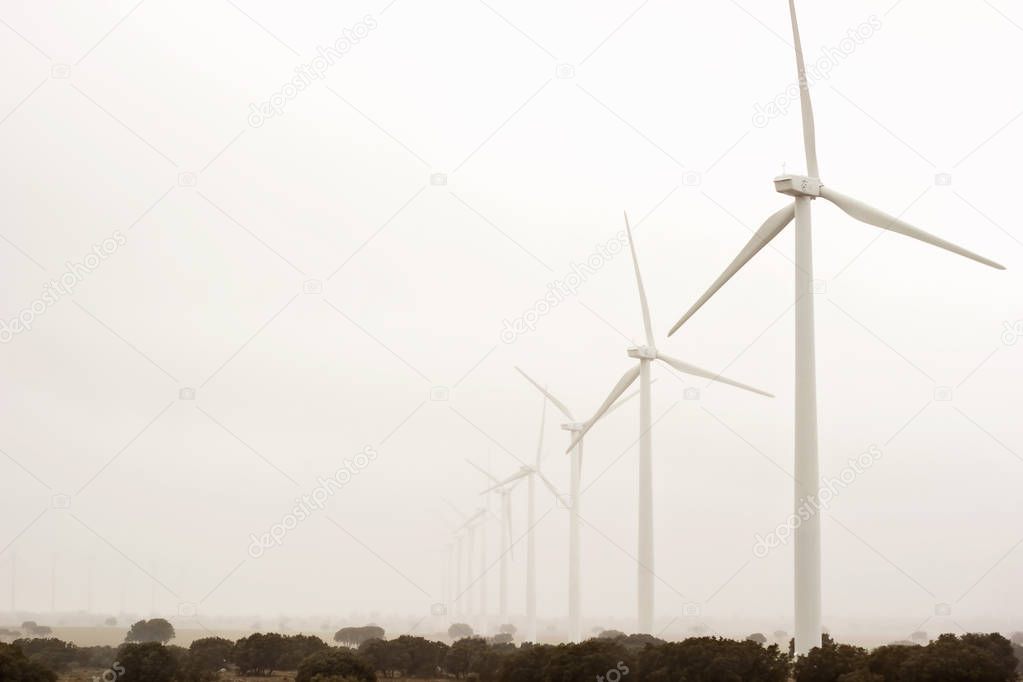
[774,174,822,198]
[627,345,657,360]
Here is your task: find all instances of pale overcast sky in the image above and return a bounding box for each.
[1,0,1021,643]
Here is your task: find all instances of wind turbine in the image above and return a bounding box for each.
[447,500,487,625]
[456,507,486,627]
[567,214,773,635]
[666,0,1004,655]
[514,368,645,642]
[466,458,522,628]
[481,392,566,642]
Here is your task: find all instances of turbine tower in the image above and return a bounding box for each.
[467,459,521,627]
[569,214,772,634]
[667,0,1003,654]
[514,368,643,641]
[481,392,565,642]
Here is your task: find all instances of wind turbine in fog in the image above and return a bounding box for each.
[481,393,565,642]
[515,367,644,642]
[467,458,522,627]
[568,214,773,634]
[666,0,1004,655]
[449,503,487,625]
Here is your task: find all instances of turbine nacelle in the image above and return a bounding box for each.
[627,345,657,360]
[774,174,822,198]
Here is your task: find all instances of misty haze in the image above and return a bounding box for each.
[1,0,1022,681]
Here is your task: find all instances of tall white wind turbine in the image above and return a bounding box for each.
[514,368,644,642]
[667,0,1004,655]
[568,214,773,634]
[482,393,566,642]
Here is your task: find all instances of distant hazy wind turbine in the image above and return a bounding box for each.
[568,213,772,634]
[515,368,645,641]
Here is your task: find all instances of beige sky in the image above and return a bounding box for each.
[0,0,1021,641]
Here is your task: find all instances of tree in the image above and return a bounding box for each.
[233,632,287,676]
[334,625,386,648]
[279,634,329,669]
[865,644,918,680]
[910,630,929,643]
[124,618,175,644]
[295,648,376,682]
[495,643,553,682]
[597,629,627,640]
[12,638,77,673]
[748,633,768,645]
[184,637,233,682]
[793,641,868,682]
[639,637,788,682]
[894,633,1017,682]
[444,636,490,678]
[499,624,517,636]
[0,642,57,682]
[491,633,514,645]
[104,617,117,627]
[836,670,882,682]
[544,639,635,682]
[447,623,474,641]
[117,642,179,682]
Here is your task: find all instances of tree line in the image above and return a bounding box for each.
[2,619,1023,681]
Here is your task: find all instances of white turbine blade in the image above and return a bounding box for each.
[535,392,547,468]
[515,367,574,421]
[442,498,468,522]
[506,496,515,561]
[668,204,795,336]
[535,470,568,508]
[657,352,774,398]
[789,0,819,177]
[480,468,529,495]
[566,363,642,453]
[624,212,655,347]
[466,458,500,484]
[599,379,655,420]
[819,187,1005,270]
